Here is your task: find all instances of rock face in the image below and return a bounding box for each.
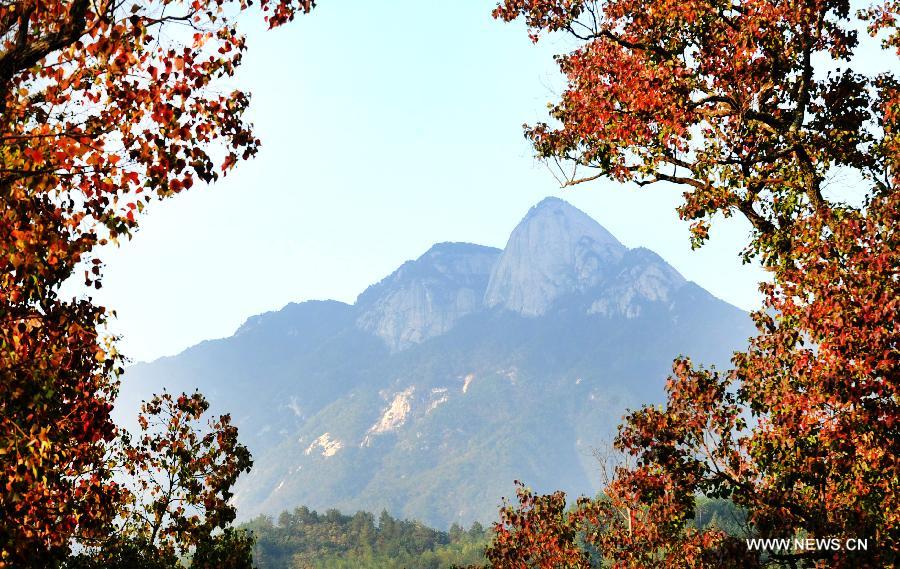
[119,197,755,528]
[587,248,687,319]
[355,243,501,351]
[484,197,627,316]
[354,199,690,349]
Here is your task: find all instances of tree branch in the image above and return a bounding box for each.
[0,0,91,89]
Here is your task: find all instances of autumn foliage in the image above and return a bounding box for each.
[494,0,898,251]
[487,0,899,567]
[486,484,594,568]
[122,392,251,557]
[65,391,253,567]
[0,0,313,565]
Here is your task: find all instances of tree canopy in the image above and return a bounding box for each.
[495,0,897,256]
[0,0,313,564]
[245,506,490,569]
[486,0,899,567]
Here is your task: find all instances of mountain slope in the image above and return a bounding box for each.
[119,197,755,527]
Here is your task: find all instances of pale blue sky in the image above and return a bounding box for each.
[94,0,780,363]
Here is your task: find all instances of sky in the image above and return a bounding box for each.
[90,0,777,363]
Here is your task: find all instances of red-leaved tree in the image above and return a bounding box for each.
[0,0,315,565]
[486,0,899,567]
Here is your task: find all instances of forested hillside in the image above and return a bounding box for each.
[244,507,490,569]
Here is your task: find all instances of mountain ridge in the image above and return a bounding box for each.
[119,197,755,527]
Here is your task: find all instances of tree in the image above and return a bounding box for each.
[66,397,254,568]
[120,391,252,559]
[484,482,594,569]
[0,0,315,564]
[493,0,897,257]
[488,0,898,567]
[61,537,175,569]
[190,527,256,569]
[61,391,254,568]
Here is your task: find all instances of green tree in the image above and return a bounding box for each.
[246,506,489,569]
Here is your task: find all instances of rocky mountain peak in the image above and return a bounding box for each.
[587,247,687,318]
[484,197,626,316]
[355,243,501,352]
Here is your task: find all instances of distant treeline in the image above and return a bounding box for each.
[241,498,744,569]
[243,507,490,569]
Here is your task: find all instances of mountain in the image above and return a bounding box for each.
[118,197,755,528]
[356,242,501,352]
[485,197,626,315]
